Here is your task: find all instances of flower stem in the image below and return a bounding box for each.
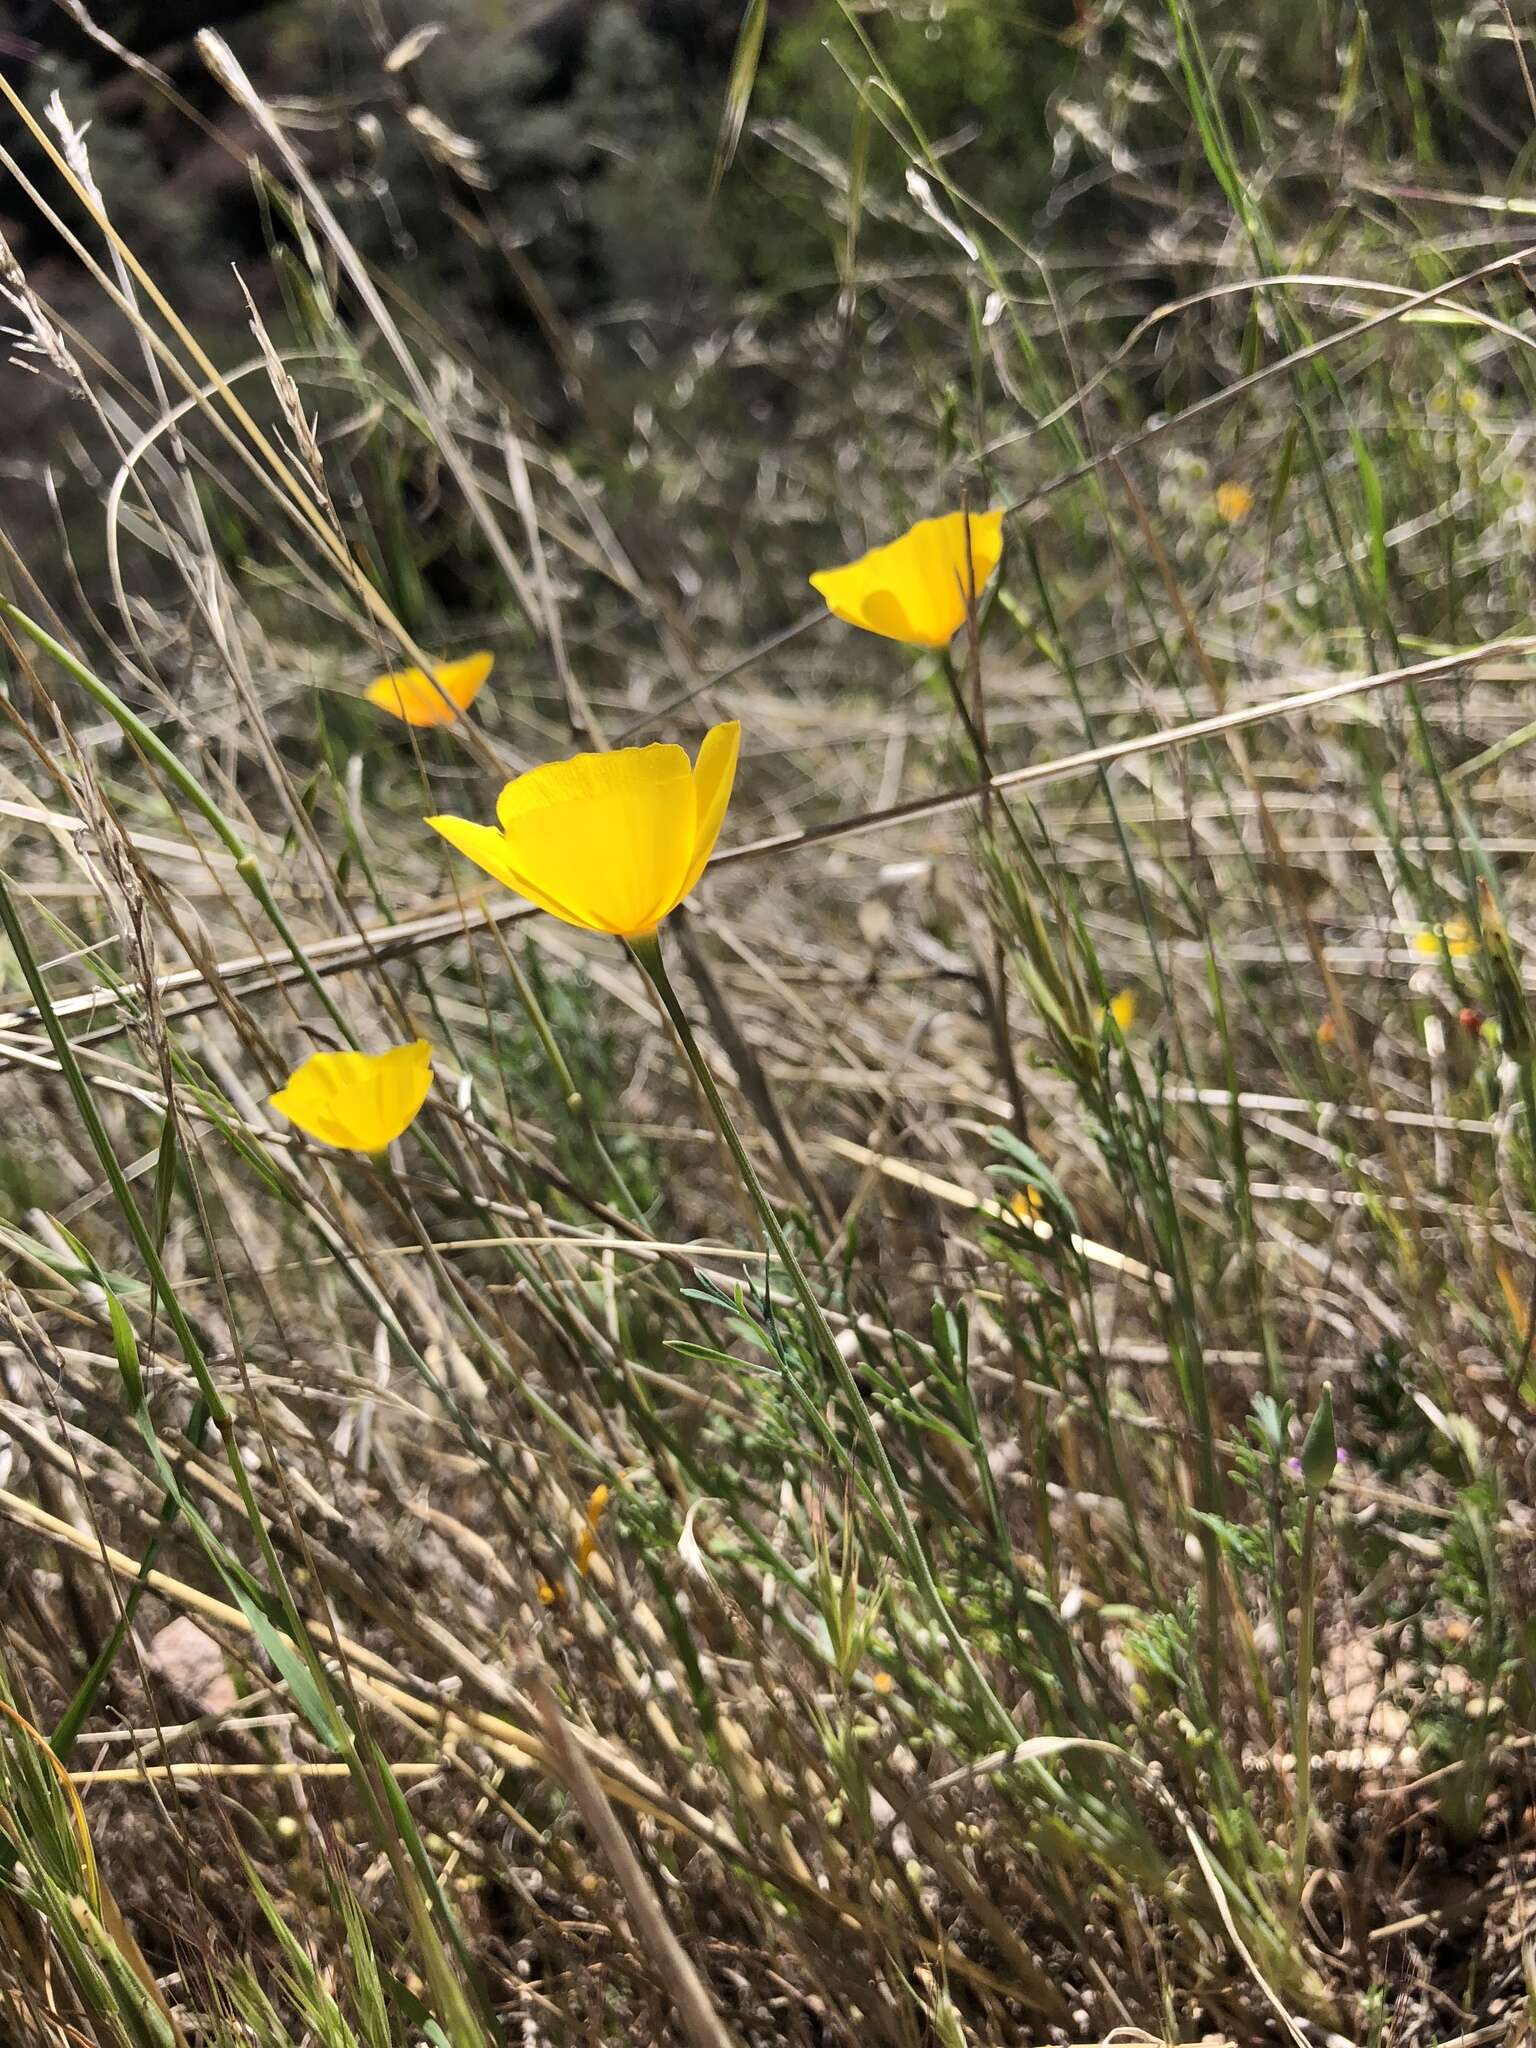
[1290,1490,1319,1910]
[503,939,648,1224]
[630,929,1020,1743]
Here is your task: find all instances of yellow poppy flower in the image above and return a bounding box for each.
[269,1040,433,1151]
[364,650,494,727]
[1412,916,1477,959]
[1214,481,1254,524]
[1093,990,1136,1034]
[427,721,740,939]
[809,509,1005,647]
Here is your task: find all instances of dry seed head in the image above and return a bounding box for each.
[0,228,84,390]
[234,273,334,516]
[43,90,97,198]
[385,22,446,70]
[406,106,491,187]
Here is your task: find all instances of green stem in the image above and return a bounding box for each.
[631,928,1020,1744]
[1290,1491,1319,1909]
[504,942,648,1224]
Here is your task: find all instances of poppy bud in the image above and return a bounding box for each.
[1299,1384,1337,1492]
[1459,1006,1486,1038]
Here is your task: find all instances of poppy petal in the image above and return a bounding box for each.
[810,510,1005,648]
[678,721,741,901]
[426,815,597,930]
[493,745,697,935]
[366,651,494,727]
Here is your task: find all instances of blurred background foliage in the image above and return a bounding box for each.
[0,0,1516,634]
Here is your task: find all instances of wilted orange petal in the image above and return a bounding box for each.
[366,651,494,727]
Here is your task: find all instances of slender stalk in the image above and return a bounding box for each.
[525,1662,742,2048]
[501,938,649,1224]
[944,561,1030,1143]
[1289,1491,1319,1910]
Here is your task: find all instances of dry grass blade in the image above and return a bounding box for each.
[524,1661,744,2048]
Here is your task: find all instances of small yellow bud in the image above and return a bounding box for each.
[577,1482,611,1576]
